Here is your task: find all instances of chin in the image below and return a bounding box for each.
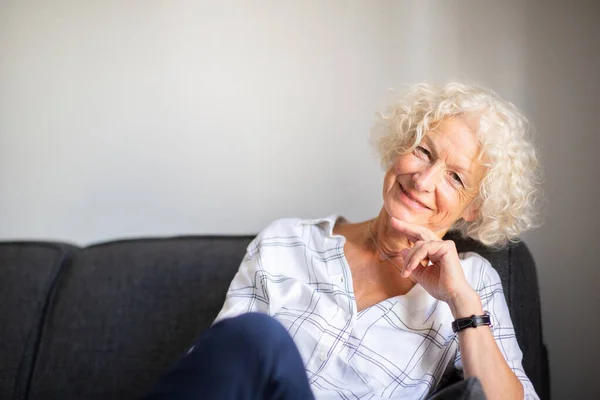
[386,204,423,225]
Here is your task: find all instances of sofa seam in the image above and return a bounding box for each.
[7,243,72,400]
[21,246,77,400]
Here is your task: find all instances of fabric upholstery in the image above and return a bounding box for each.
[0,242,78,400]
[428,377,486,400]
[28,237,251,400]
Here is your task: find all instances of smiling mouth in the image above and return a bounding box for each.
[398,183,430,209]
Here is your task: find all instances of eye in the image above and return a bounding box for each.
[414,146,431,158]
[450,172,464,186]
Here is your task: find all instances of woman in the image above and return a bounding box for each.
[145,82,541,400]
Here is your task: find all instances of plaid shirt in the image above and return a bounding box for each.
[214,215,539,399]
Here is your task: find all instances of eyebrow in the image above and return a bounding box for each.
[421,136,472,177]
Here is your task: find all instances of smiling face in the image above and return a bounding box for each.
[382,116,487,238]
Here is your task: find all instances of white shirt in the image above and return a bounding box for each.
[214,215,539,399]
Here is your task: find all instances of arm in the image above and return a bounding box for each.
[449,289,524,400]
[390,218,538,399]
[213,237,270,325]
[451,263,539,400]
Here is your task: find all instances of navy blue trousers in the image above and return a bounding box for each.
[142,313,315,400]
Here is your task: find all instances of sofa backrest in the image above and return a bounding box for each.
[0,234,549,400]
[0,242,78,400]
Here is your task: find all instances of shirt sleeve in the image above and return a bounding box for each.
[454,256,540,400]
[212,237,271,325]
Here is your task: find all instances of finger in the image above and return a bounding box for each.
[404,246,429,277]
[426,240,455,263]
[400,248,410,260]
[399,249,418,281]
[400,241,422,273]
[407,242,441,272]
[401,241,428,277]
[401,240,423,265]
[410,263,428,280]
[390,217,438,242]
[403,241,445,277]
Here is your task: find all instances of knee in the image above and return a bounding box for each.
[214,313,290,348]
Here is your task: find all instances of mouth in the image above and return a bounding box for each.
[398,183,430,210]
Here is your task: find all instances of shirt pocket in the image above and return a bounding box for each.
[348,315,453,398]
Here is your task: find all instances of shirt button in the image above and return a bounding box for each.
[318,351,328,362]
[340,276,344,283]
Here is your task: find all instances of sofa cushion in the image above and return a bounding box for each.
[29,236,252,400]
[0,242,77,400]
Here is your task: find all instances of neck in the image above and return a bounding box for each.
[368,210,413,257]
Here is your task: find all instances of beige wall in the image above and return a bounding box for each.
[1,1,598,397]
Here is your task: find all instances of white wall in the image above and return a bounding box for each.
[1,1,598,398]
[450,2,600,399]
[520,2,600,398]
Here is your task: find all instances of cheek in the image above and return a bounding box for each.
[429,187,464,226]
[382,168,397,196]
[436,185,463,213]
[393,155,420,175]
[384,166,396,183]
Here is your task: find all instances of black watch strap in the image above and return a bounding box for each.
[451,312,492,333]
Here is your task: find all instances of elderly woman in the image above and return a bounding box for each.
[144,82,541,400]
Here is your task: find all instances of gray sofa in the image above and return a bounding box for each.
[0,233,550,399]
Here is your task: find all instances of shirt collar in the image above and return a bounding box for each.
[298,214,346,237]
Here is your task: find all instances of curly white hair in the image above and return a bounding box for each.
[370,82,542,248]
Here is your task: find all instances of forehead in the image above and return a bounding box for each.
[424,117,487,182]
[425,117,482,161]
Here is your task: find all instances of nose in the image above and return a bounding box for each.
[412,163,441,192]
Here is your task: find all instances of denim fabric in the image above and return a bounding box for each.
[142,313,314,400]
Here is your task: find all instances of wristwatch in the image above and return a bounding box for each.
[451,311,492,333]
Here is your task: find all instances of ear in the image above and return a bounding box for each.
[461,200,480,222]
